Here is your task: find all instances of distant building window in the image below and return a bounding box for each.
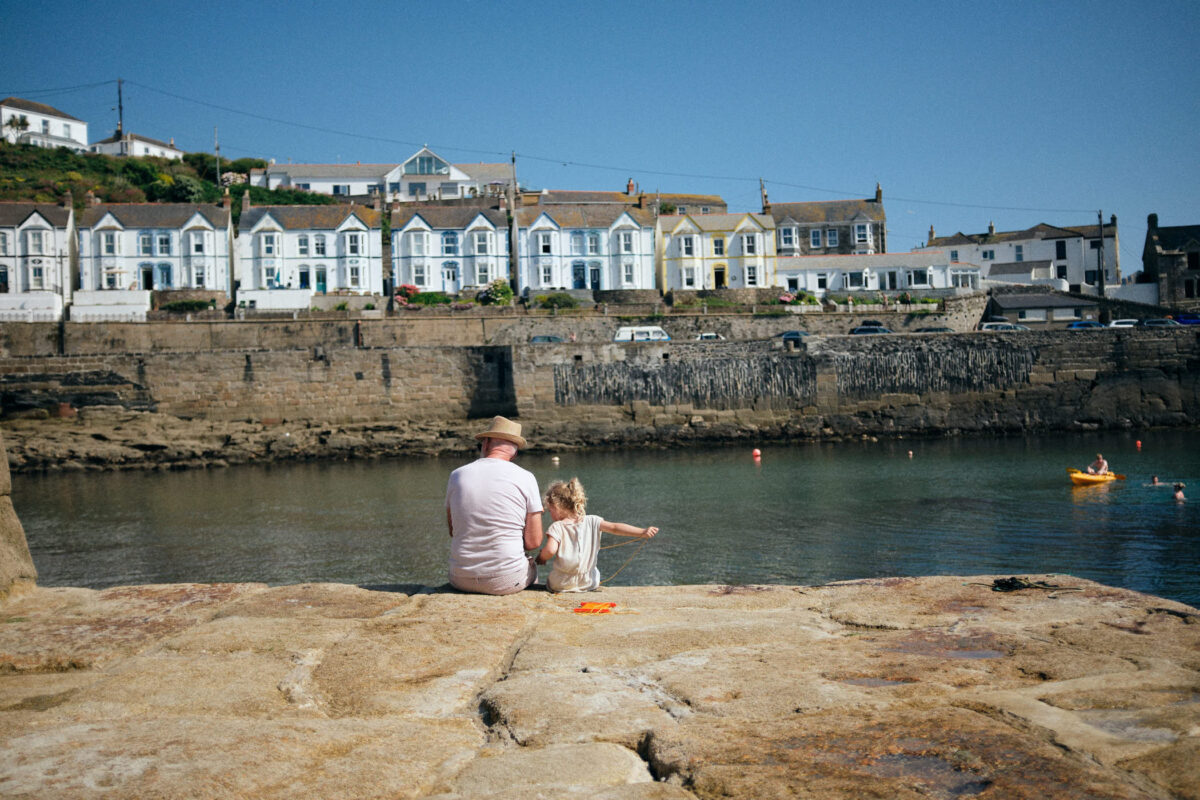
[682,236,694,256]
[408,182,426,197]
[677,206,687,214]
[571,233,584,255]
[314,235,326,256]
[701,207,710,214]
[713,236,724,256]
[621,231,634,254]
[29,264,44,289]
[41,120,49,134]
[1015,245,1024,262]
[192,233,205,255]
[780,228,794,249]
[541,265,553,285]
[623,262,635,284]
[388,182,400,194]
[743,234,757,255]
[332,185,350,196]
[1188,252,1199,271]
[443,232,458,256]
[682,266,696,287]
[413,263,427,285]
[476,264,489,284]
[1089,240,1101,250]
[410,232,427,256]
[746,265,758,285]
[827,229,839,247]
[982,250,995,260]
[810,229,822,248]
[816,273,828,290]
[587,233,600,255]
[346,233,362,256]
[474,232,490,255]
[0,232,7,255]
[908,268,929,287]
[261,233,277,256]
[296,183,310,191]
[538,233,552,255]
[846,271,864,288]
[950,249,959,262]
[1055,241,1067,259]
[156,234,171,256]
[63,123,71,138]
[439,182,457,197]
[27,230,46,254]
[349,264,361,286]
[1085,270,1098,284]
[298,235,309,256]
[194,266,205,287]
[855,224,869,244]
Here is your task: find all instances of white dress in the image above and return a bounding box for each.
[546,514,603,593]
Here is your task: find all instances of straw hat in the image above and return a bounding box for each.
[474,416,527,449]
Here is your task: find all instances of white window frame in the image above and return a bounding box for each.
[713,236,724,256]
[810,229,821,248]
[907,268,930,287]
[682,236,694,256]
[982,250,995,260]
[192,232,206,255]
[27,230,46,255]
[855,224,869,244]
[743,234,757,255]
[827,229,839,247]
[474,231,490,255]
[623,261,635,285]
[571,233,584,255]
[442,231,458,256]
[816,273,828,290]
[846,271,864,288]
[261,233,277,256]
[781,228,795,248]
[541,265,553,285]
[413,263,427,286]
[539,232,552,255]
[346,232,362,256]
[194,266,206,287]
[410,231,428,256]
[475,263,489,284]
[0,232,7,255]
[297,235,309,256]
[157,234,171,256]
[349,264,361,287]
[682,266,696,287]
[314,234,326,256]
[587,233,600,255]
[332,184,350,196]
[620,231,633,254]
[746,265,758,285]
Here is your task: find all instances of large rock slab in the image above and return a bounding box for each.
[1,576,1197,799]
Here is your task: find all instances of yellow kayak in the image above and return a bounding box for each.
[1067,468,1117,486]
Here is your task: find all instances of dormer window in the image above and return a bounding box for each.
[681,236,695,256]
[260,233,277,256]
[780,228,795,249]
[539,233,553,255]
[827,229,839,247]
[742,234,757,255]
[345,232,362,256]
[855,223,869,244]
[810,229,822,248]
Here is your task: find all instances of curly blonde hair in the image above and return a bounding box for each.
[545,477,587,518]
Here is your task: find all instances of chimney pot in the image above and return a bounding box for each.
[1148,213,1158,229]
[988,221,996,236]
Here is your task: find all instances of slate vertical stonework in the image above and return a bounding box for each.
[0,430,36,601]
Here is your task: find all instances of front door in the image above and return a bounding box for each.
[299,268,310,289]
[884,271,899,290]
[589,264,601,291]
[572,262,586,290]
[443,263,459,294]
[316,268,327,294]
[714,266,727,288]
[141,265,154,290]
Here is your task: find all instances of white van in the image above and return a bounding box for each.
[613,325,671,342]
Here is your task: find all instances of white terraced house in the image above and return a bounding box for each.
[775,252,980,296]
[1,97,89,152]
[391,206,508,295]
[515,204,656,293]
[237,205,383,309]
[0,202,76,321]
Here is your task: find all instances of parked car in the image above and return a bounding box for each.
[860,319,885,327]
[1108,319,1138,328]
[1066,321,1106,330]
[530,335,566,343]
[980,322,1030,331]
[914,326,954,333]
[613,325,671,342]
[1138,318,1183,328]
[849,326,892,335]
[695,332,726,341]
[1174,312,1200,325]
[775,330,810,343]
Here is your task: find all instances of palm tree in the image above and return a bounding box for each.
[3,114,30,144]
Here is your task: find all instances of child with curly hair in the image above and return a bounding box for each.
[536,477,658,592]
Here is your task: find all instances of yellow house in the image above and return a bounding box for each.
[656,213,776,291]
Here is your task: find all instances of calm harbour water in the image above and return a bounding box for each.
[12,430,1200,607]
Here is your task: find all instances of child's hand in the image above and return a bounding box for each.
[643,526,658,539]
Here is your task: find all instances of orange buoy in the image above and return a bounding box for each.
[1136,440,1142,450]
[752,449,762,457]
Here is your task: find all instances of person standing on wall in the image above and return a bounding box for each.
[445,416,544,595]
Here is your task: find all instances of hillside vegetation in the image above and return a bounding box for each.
[0,142,338,222]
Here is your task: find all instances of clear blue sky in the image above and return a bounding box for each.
[4,0,1197,271]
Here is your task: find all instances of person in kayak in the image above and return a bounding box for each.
[1086,453,1109,475]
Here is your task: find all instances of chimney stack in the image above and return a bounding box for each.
[928,225,935,242]
[626,177,635,195]
[988,221,996,236]
[242,189,251,210]
[1147,213,1158,229]
[875,183,882,203]
[221,188,231,209]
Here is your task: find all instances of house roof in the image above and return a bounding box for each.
[1146,224,1200,254]
[928,221,1115,248]
[991,293,1096,310]
[0,202,71,227]
[987,259,1052,277]
[520,190,726,210]
[776,252,954,272]
[80,203,229,229]
[250,164,399,180]
[240,205,380,231]
[0,97,84,122]
[660,213,774,232]
[515,204,655,229]
[767,198,885,226]
[92,131,179,150]
[455,163,513,184]
[392,206,507,230]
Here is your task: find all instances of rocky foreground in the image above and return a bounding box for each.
[1,576,1197,799]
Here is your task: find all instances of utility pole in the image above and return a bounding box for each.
[507,151,519,295]
[116,78,124,135]
[1097,210,1106,297]
[214,127,221,186]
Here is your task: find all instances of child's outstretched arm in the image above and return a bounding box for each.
[599,521,658,539]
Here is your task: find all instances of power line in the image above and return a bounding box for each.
[1,80,118,98]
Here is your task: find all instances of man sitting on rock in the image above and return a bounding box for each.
[445,416,544,595]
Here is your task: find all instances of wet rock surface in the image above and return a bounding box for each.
[1,576,1197,799]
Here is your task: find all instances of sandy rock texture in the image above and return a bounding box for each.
[1,577,1197,799]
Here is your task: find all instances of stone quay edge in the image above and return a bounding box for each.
[1,576,1198,799]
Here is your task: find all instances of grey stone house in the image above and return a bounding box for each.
[1142,213,1200,308]
[762,184,887,257]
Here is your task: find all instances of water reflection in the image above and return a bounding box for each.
[11,430,1200,606]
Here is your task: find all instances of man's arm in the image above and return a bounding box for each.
[536,533,558,564]
[446,507,453,538]
[523,511,544,551]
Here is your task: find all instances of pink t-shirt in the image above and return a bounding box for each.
[446,457,543,581]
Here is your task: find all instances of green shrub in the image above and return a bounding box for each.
[410,292,451,306]
[334,301,349,311]
[363,303,375,310]
[539,293,578,309]
[160,299,211,313]
[476,278,514,306]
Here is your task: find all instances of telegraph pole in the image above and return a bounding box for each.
[1097,210,1106,296]
[507,151,519,295]
[116,78,124,135]
[214,127,221,186]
